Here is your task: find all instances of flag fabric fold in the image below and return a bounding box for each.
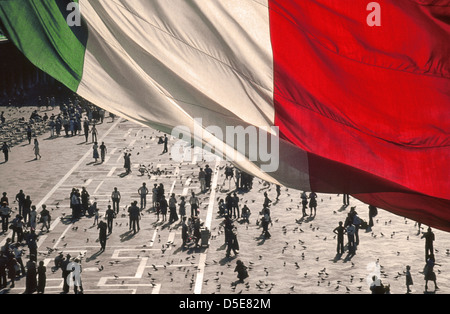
[0,0,449,231]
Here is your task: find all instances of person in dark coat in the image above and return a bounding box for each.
[160,195,168,222]
[7,257,18,288]
[169,193,178,223]
[61,254,71,294]
[128,201,140,233]
[105,205,116,234]
[25,257,37,294]
[37,260,46,294]
[424,254,441,293]
[234,260,248,282]
[333,221,346,255]
[98,220,108,251]
[421,227,435,262]
[226,227,239,258]
[25,230,38,262]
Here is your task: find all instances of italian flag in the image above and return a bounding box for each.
[1,0,449,230]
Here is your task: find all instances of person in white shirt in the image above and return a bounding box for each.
[111,187,121,213]
[138,183,149,209]
[29,206,38,230]
[189,192,199,217]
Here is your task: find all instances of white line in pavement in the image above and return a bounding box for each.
[37,235,48,248]
[107,167,116,177]
[135,257,148,278]
[169,179,176,196]
[93,180,104,194]
[150,229,158,247]
[123,128,132,138]
[194,160,219,294]
[85,178,93,186]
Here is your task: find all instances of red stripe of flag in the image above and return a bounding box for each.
[269,0,450,230]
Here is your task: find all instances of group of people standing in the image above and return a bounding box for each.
[0,189,53,293]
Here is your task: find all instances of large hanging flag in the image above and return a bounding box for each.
[0,0,449,231]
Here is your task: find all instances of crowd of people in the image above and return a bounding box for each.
[0,94,445,294]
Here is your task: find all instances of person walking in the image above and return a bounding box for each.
[105,205,116,234]
[39,205,51,233]
[33,138,41,160]
[405,265,413,294]
[1,142,10,162]
[111,187,121,214]
[138,182,149,209]
[424,254,441,293]
[92,142,99,163]
[226,227,239,258]
[83,118,90,142]
[98,220,108,251]
[343,193,350,206]
[92,203,99,225]
[91,124,98,143]
[99,142,107,163]
[162,134,168,154]
[333,221,346,255]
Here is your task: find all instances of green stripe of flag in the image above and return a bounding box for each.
[0,0,87,91]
